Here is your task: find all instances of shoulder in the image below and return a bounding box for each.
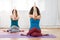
[10,15,12,17]
[10,15,13,18]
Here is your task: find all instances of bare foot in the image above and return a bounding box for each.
[3,30,7,32]
[21,34,27,36]
[20,30,24,32]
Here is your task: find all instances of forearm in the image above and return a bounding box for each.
[11,17,19,20]
[29,15,34,18]
[14,17,19,20]
[36,16,41,19]
[33,15,41,20]
[29,15,41,20]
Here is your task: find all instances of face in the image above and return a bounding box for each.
[12,9,16,16]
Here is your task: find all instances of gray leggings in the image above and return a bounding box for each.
[9,25,20,32]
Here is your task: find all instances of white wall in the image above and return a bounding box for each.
[57,0,60,25]
[44,0,58,25]
[0,0,60,28]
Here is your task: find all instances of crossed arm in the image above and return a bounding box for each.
[10,15,19,20]
[29,15,41,20]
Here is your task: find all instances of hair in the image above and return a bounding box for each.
[29,7,40,15]
[12,9,18,17]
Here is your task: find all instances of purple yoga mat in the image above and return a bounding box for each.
[0,33,56,38]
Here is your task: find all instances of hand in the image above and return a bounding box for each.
[33,15,37,20]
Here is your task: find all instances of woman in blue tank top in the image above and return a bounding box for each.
[26,3,48,37]
[10,9,24,32]
[3,9,20,32]
[27,4,42,37]
[7,9,20,33]
[21,6,41,36]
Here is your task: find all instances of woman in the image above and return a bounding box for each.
[26,4,49,36]
[4,9,24,33]
[21,6,42,36]
[27,5,42,37]
[9,9,19,32]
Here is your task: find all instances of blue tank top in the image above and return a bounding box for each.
[11,19,19,27]
[30,18,40,30]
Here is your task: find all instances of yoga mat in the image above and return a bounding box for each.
[0,33,56,38]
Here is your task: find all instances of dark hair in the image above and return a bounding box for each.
[12,9,18,17]
[29,7,40,15]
